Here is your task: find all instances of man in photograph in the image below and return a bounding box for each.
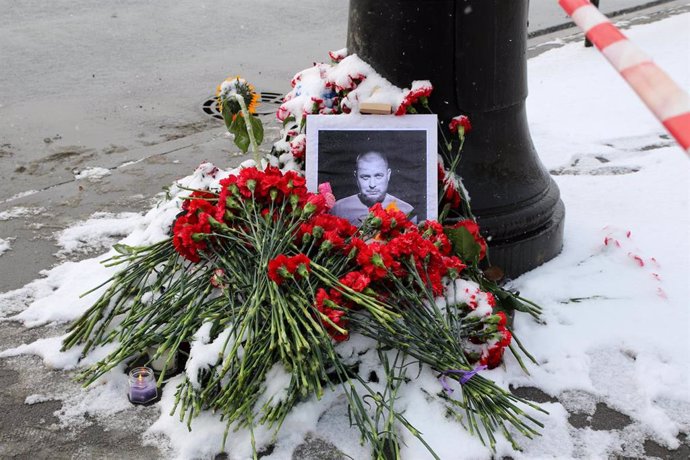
[331,151,416,225]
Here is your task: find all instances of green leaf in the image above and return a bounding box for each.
[282,115,296,127]
[221,100,235,132]
[248,115,264,146]
[445,226,481,263]
[229,115,250,153]
[495,290,533,314]
[113,243,135,255]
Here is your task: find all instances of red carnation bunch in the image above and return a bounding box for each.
[173,166,330,263]
[347,205,467,297]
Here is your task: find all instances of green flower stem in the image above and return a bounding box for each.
[234,94,260,165]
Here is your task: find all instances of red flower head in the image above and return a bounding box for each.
[339,271,371,293]
[395,81,433,115]
[438,164,462,211]
[236,167,264,198]
[172,199,215,263]
[317,182,336,210]
[365,203,415,240]
[267,253,311,285]
[181,190,216,212]
[303,193,327,217]
[283,170,307,195]
[449,115,472,136]
[268,254,290,284]
[289,134,307,161]
[295,214,356,252]
[354,240,401,281]
[215,175,239,222]
[442,256,467,279]
[328,48,348,63]
[480,327,512,369]
[420,220,452,255]
[314,288,349,342]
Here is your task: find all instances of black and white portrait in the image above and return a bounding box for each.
[306,114,437,226]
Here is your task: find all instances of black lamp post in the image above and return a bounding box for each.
[347,0,565,277]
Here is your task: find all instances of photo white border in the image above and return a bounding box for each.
[305,113,438,221]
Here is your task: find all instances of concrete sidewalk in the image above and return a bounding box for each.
[1,1,688,458]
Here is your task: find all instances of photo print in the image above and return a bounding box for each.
[305,114,438,226]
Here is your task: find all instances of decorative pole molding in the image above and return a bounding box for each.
[560,0,690,156]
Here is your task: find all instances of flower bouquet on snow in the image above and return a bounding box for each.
[62,57,545,459]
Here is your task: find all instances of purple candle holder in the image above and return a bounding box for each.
[128,366,158,405]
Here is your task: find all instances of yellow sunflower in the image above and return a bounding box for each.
[216,76,260,119]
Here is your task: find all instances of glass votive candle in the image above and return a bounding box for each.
[128,366,158,405]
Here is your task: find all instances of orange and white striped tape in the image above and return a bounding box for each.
[559,0,690,156]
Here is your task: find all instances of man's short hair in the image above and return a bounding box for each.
[355,151,389,170]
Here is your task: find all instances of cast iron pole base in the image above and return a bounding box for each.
[347,0,565,278]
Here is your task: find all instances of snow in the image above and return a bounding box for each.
[0,206,46,221]
[25,393,55,405]
[279,54,429,123]
[0,238,11,256]
[1,11,689,460]
[185,323,232,389]
[74,166,112,181]
[55,211,145,256]
[0,189,39,204]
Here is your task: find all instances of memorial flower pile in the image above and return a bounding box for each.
[62,54,546,459]
[270,51,474,221]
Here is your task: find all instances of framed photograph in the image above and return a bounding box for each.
[305,114,438,226]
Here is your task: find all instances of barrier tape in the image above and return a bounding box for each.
[559,0,690,156]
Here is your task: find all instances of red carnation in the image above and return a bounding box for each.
[449,115,472,135]
[289,134,307,161]
[172,199,215,263]
[267,254,290,284]
[395,81,433,115]
[296,214,356,251]
[339,271,371,293]
[267,253,311,285]
[421,220,452,255]
[304,193,327,217]
[480,328,512,369]
[314,288,349,342]
[181,190,216,211]
[438,164,462,211]
[366,203,415,240]
[328,48,348,63]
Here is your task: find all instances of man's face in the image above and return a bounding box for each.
[356,155,391,205]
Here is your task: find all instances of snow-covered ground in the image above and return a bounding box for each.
[1,10,688,460]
